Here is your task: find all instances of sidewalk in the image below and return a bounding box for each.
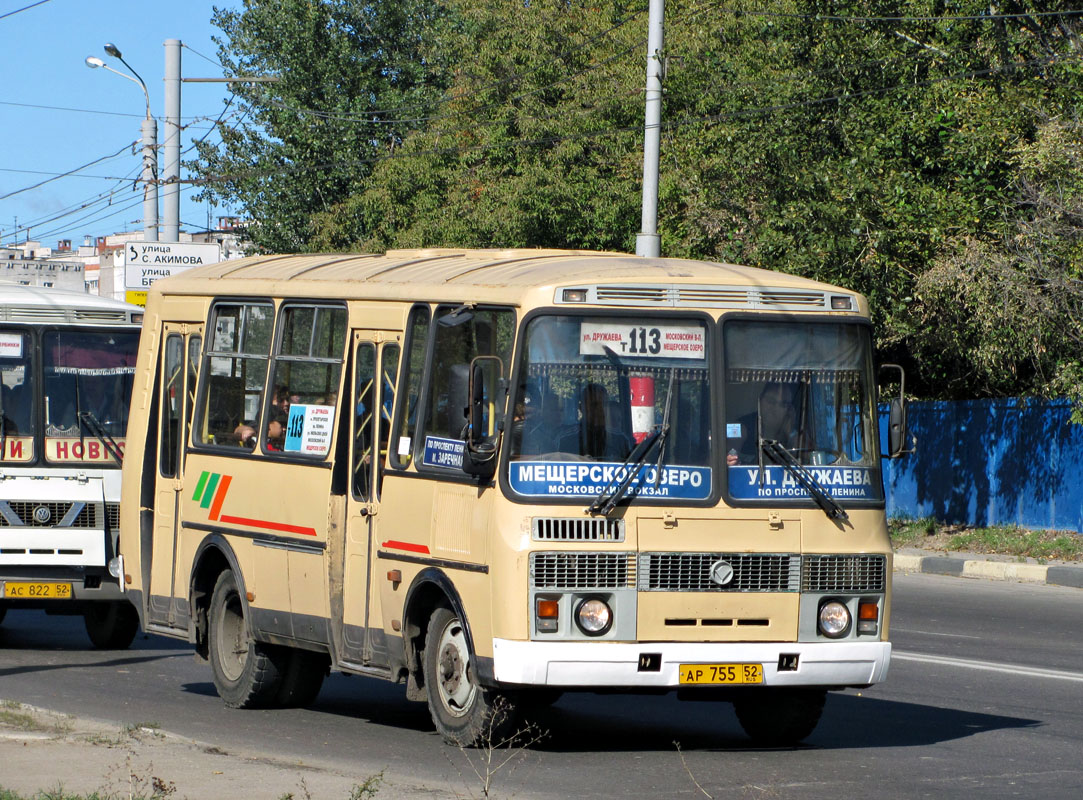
[893,547,1083,589]
[0,704,436,800]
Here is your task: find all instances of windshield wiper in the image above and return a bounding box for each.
[588,368,675,517]
[78,411,124,464]
[760,439,849,523]
[587,425,668,516]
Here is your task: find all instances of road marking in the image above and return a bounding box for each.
[892,627,983,639]
[894,650,1083,683]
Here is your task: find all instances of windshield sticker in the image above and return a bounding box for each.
[510,461,711,500]
[728,465,877,500]
[0,436,33,462]
[579,322,706,360]
[422,435,466,469]
[0,334,23,358]
[284,404,334,456]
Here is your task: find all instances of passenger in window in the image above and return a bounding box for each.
[266,412,287,451]
[234,422,257,449]
[728,382,798,465]
[559,382,632,460]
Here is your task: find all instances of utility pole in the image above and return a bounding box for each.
[162,39,181,242]
[161,38,280,239]
[635,0,664,258]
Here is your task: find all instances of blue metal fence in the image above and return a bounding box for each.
[879,398,1083,533]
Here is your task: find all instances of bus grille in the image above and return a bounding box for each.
[105,503,120,532]
[0,501,98,528]
[532,517,625,542]
[638,553,800,592]
[802,554,886,592]
[530,552,635,589]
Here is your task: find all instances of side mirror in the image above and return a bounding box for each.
[879,363,914,458]
[462,356,504,479]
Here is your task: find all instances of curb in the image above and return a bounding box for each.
[893,552,1083,589]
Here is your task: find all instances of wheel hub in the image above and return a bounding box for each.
[439,643,463,695]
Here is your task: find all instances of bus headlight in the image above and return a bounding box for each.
[818,600,851,638]
[575,597,613,636]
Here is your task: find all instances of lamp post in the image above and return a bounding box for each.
[86,43,159,242]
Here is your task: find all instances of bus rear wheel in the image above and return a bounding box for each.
[208,570,286,708]
[423,606,517,746]
[83,601,138,650]
[733,688,826,746]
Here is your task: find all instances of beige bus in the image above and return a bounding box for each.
[119,249,908,746]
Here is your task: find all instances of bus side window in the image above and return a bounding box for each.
[390,306,430,469]
[353,343,376,500]
[160,335,183,477]
[265,304,346,456]
[416,305,514,470]
[197,302,274,448]
[377,343,400,497]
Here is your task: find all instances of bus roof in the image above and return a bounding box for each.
[0,282,142,324]
[151,249,867,312]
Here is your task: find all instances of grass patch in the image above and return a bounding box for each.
[890,517,1083,562]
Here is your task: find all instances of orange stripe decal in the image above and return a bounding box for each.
[208,475,232,521]
[382,540,431,554]
[219,514,318,537]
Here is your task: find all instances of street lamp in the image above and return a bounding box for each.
[86,43,159,242]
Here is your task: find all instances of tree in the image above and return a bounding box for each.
[189,0,456,252]
[309,0,648,252]
[197,0,1083,405]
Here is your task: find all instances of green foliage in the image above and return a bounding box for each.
[189,0,458,252]
[196,0,1083,405]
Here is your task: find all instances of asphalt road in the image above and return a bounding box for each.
[2,572,1081,799]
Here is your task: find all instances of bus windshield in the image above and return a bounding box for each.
[723,320,882,503]
[507,314,711,502]
[43,329,139,464]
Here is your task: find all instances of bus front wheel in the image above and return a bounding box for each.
[733,688,826,746]
[208,570,286,708]
[423,606,517,746]
[83,601,138,650]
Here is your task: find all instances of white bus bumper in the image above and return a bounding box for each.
[492,639,891,688]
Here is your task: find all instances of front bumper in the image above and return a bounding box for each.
[492,639,891,688]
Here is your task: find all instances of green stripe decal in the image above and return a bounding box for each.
[192,471,210,503]
[200,473,221,509]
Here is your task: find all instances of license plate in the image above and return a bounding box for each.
[3,581,73,599]
[679,663,763,685]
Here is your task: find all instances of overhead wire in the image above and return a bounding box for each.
[0,0,52,22]
[0,142,136,200]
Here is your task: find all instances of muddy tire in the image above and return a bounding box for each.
[423,606,517,746]
[733,688,826,746]
[207,570,286,708]
[83,601,139,650]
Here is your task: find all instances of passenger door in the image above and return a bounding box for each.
[339,332,400,667]
[147,323,202,629]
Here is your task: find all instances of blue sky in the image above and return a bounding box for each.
[1,0,241,249]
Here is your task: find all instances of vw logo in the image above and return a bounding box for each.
[33,505,52,524]
[708,559,734,587]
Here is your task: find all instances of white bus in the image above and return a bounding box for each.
[0,283,143,648]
